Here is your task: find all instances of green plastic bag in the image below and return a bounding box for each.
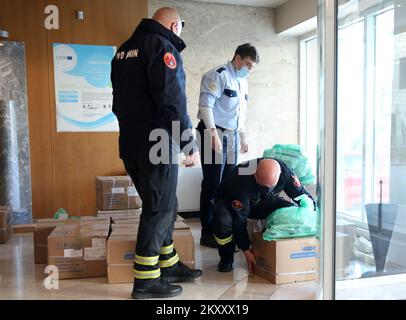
[263,194,317,240]
[263,144,315,185]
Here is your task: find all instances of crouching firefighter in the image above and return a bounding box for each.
[213,158,315,273]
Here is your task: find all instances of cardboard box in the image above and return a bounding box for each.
[110,214,184,225]
[34,217,109,264]
[95,176,142,210]
[111,220,189,231]
[0,206,12,228]
[336,218,356,244]
[97,209,142,220]
[0,223,13,244]
[247,219,265,242]
[303,184,317,200]
[336,232,351,279]
[0,206,13,244]
[48,223,110,279]
[252,233,318,284]
[106,228,195,284]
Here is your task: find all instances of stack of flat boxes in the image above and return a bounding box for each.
[0,206,13,244]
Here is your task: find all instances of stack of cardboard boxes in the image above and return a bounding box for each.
[107,216,194,284]
[0,206,13,244]
[31,174,196,282]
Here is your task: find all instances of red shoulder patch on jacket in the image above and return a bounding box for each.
[163,52,177,69]
[232,200,244,210]
[292,175,301,187]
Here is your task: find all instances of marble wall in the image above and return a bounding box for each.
[148,0,300,161]
[0,42,32,224]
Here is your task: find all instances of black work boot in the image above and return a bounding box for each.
[131,277,182,299]
[200,233,217,248]
[161,261,203,283]
[218,261,234,273]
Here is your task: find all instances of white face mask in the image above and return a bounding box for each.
[236,66,250,79]
[172,21,182,37]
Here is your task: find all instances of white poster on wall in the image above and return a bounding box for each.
[53,43,118,132]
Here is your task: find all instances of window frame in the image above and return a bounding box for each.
[300,5,395,229]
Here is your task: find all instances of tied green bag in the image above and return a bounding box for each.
[263,144,315,185]
[263,194,317,240]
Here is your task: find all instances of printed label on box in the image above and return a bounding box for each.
[124,252,135,261]
[127,187,138,196]
[290,252,317,259]
[92,238,106,249]
[111,187,125,194]
[64,249,83,258]
[84,247,106,260]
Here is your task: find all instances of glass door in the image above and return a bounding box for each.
[319,0,406,299]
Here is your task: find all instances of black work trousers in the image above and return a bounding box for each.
[213,197,294,263]
[196,120,239,236]
[123,155,179,280]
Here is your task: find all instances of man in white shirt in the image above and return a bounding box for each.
[196,43,259,248]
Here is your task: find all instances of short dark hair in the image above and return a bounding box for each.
[233,43,259,63]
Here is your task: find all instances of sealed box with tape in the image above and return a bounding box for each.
[47,222,110,279]
[252,233,318,284]
[95,176,142,210]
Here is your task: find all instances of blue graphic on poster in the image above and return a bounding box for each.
[53,43,118,132]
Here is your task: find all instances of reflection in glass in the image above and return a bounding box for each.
[334,0,406,299]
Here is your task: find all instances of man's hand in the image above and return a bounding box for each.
[243,249,256,273]
[240,139,248,154]
[210,129,223,153]
[183,151,200,167]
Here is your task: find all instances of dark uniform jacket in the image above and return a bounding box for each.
[216,158,315,251]
[111,19,196,160]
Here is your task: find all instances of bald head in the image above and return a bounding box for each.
[152,7,181,31]
[254,159,281,187]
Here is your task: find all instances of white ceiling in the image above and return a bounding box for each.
[187,0,289,8]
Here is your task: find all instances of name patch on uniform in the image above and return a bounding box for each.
[125,49,139,59]
[116,51,126,60]
[164,52,177,69]
[292,175,301,187]
[232,200,244,210]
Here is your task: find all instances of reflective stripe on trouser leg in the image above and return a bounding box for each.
[134,254,159,266]
[133,268,161,280]
[133,254,160,280]
[214,234,233,246]
[159,252,179,268]
[160,242,174,255]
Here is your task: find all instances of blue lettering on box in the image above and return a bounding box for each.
[290,252,317,259]
[302,246,317,252]
[124,253,135,260]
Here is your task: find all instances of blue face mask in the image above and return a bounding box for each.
[236,66,250,79]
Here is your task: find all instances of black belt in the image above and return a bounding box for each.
[198,120,237,132]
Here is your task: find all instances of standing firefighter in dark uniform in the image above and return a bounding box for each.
[213,158,315,273]
[111,7,201,299]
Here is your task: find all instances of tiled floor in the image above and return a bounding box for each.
[0,218,316,300]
